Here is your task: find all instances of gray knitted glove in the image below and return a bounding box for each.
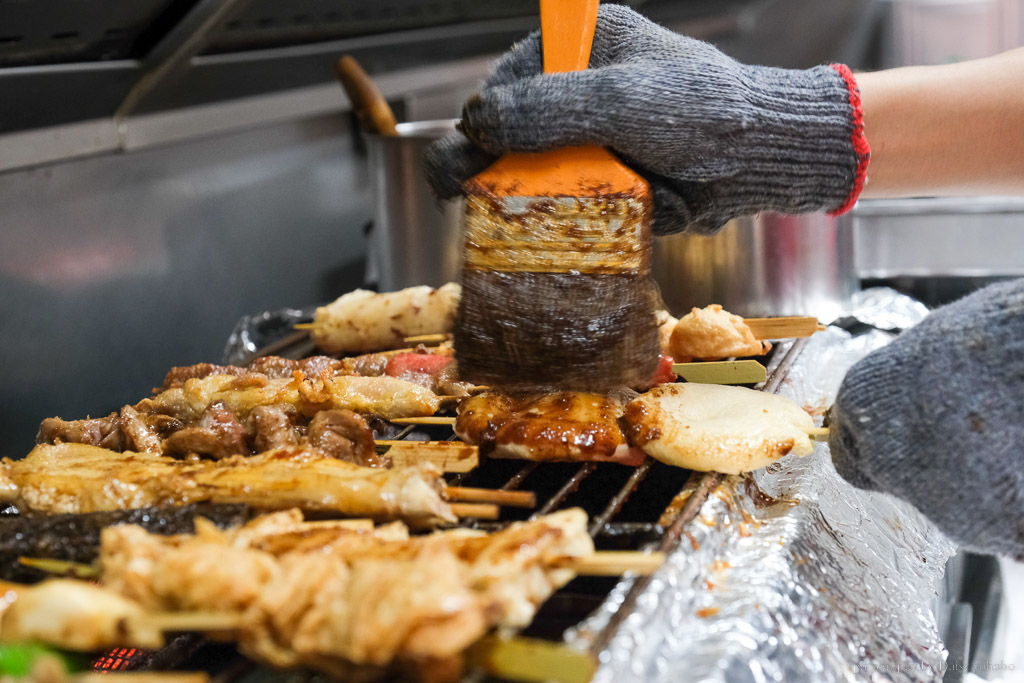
[425,4,870,235]
[829,279,1024,559]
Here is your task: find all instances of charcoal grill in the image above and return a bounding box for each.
[88,335,808,681]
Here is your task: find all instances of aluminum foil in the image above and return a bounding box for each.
[222,306,315,366]
[568,288,955,683]
[849,287,930,331]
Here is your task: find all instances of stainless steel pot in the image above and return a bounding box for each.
[652,212,857,321]
[366,119,464,291]
[368,119,857,321]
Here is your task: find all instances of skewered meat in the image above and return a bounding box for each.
[99,508,591,679]
[456,390,645,465]
[37,414,125,451]
[311,283,461,353]
[143,373,441,424]
[162,401,249,459]
[307,410,387,466]
[0,443,454,526]
[623,383,814,474]
[668,304,770,361]
[0,503,253,583]
[249,404,299,450]
[383,351,475,397]
[162,356,344,390]
[39,372,438,462]
[0,579,164,651]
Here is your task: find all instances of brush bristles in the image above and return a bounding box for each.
[455,270,660,391]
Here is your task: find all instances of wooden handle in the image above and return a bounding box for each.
[335,55,398,135]
[542,0,600,73]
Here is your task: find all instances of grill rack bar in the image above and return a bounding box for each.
[588,457,653,538]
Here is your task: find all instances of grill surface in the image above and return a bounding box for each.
[90,336,804,680]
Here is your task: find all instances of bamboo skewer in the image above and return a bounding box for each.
[144,611,242,633]
[449,503,501,520]
[673,360,767,385]
[389,416,457,426]
[556,550,666,576]
[744,316,825,339]
[467,635,595,683]
[403,333,450,344]
[375,440,478,473]
[18,557,98,579]
[292,323,316,330]
[805,426,830,439]
[445,486,536,508]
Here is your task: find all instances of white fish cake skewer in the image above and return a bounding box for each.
[623,384,815,474]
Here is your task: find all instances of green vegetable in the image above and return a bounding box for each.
[0,642,86,676]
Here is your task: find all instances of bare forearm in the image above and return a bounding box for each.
[857,48,1024,198]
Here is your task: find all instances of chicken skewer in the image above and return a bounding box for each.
[0,579,238,652]
[95,509,595,681]
[3,508,652,682]
[0,443,457,526]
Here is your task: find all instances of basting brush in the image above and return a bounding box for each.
[455,0,659,391]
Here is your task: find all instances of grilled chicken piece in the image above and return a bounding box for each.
[0,443,454,525]
[668,304,770,361]
[623,383,815,474]
[311,283,461,354]
[99,508,591,679]
[0,579,164,651]
[455,391,645,465]
[142,373,441,424]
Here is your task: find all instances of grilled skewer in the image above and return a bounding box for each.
[0,443,456,526]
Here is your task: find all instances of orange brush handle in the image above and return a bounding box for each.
[542,0,599,73]
[466,0,647,199]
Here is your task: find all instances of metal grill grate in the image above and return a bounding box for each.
[90,337,805,679]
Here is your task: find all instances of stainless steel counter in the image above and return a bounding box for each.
[853,197,1024,279]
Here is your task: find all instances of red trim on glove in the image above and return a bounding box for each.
[828,63,871,216]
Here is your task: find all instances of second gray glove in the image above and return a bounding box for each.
[829,279,1024,559]
[426,4,870,235]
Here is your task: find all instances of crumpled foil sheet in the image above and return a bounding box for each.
[849,287,930,331]
[567,287,955,683]
[222,306,316,366]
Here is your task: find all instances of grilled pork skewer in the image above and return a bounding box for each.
[455,390,647,466]
[0,443,456,526]
[40,371,441,463]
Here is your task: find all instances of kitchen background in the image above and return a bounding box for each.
[0,1,1022,678]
